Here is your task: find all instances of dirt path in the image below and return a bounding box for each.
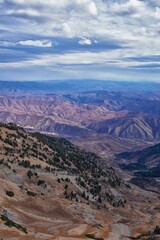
[108,223,130,240]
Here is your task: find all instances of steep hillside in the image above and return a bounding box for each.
[114,143,160,193]
[117,143,160,167]
[0,123,124,239]
[87,115,160,141]
[0,123,160,239]
[116,143,160,176]
[71,132,151,159]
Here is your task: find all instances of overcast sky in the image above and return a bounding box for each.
[0,0,160,81]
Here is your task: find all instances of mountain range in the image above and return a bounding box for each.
[0,81,160,239]
[0,91,160,156]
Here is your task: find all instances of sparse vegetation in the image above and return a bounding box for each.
[6,191,14,197]
[0,123,125,213]
[37,179,45,186]
[27,190,36,196]
[33,132,123,207]
[27,170,33,179]
[154,226,160,235]
[129,226,160,240]
[85,233,104,240]
[0,215,27,234]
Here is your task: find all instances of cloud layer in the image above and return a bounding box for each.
[0,0,160,81]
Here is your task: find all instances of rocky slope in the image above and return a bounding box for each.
[0,123,160,239]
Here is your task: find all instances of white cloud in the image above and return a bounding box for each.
[0,41,15,47]
[79,37,92,45]
[6,8,40,17]
[62,23,72,37]
[77,0,98,15]
[18,40,52,47]
[1,0,160,81]
[111,0,146,15]
[1,0,158,43]
[150,0,160,7]
[0,41,159,69]
[5,0,98,15]
[86,1,98,15]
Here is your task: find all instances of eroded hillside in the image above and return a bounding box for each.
[0,123,160,239]
[0,93,155,158]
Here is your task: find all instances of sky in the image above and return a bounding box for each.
[0,0,160,81]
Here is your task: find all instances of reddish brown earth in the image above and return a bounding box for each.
[0,88,160,239]
[0,123,159,239]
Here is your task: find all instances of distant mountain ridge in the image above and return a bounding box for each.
[1,80,160,93]
[1,89,160,157]
[87,115,160,141]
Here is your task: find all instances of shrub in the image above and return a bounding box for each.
[27,170,33,179]
[6,191,14,197]
[0,215,27,234]
[27,191,36,197]
[154,226,160,235]
[85,233,104,240]
[37,180,45,186]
